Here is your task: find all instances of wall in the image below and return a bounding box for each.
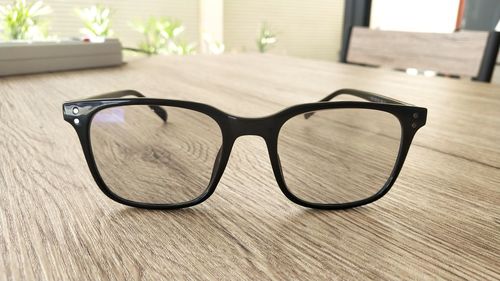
[462,0,500,31]
[1,0,346,61]
[223,0,345,60]
[0,0,199,48]
[199,0,223,53]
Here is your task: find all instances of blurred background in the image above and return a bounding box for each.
[0,0,499,81]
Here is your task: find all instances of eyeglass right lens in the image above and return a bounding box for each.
[277,108,402,204]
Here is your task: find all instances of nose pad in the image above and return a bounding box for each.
[209,147,223,183]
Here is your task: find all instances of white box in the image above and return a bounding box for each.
[0,38,123,76]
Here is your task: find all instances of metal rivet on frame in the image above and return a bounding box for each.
[74,118,80,125]
[411,123,417,128]
[413,113,419,119]
[72,107,79,114]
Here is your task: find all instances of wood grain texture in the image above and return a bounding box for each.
[0,54,499,280]
[347,27,489,77]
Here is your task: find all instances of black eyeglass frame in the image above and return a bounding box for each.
[63,89,427,210]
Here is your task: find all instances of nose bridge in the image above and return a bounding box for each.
[228,115,274,138]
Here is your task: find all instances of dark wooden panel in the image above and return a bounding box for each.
[347,26,489,77]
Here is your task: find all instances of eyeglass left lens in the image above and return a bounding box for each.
[90,105,223,205]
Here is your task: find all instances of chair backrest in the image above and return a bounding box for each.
[346,26,499,81]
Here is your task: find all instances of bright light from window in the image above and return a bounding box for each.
[370,0,461,33]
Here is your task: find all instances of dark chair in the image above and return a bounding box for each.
[344,26,500,82]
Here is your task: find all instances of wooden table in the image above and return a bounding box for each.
[0,54,499,280]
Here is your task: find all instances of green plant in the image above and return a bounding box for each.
[131,17,196,55]
[0,0,51,40]
[76,4,113,38]
[257,22,277,53]
[171,41,197,55]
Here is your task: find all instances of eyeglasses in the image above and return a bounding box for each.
[62,89,427,210]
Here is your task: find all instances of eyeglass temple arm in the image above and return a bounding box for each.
[304,89,408,119]
[84,90,167,122]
